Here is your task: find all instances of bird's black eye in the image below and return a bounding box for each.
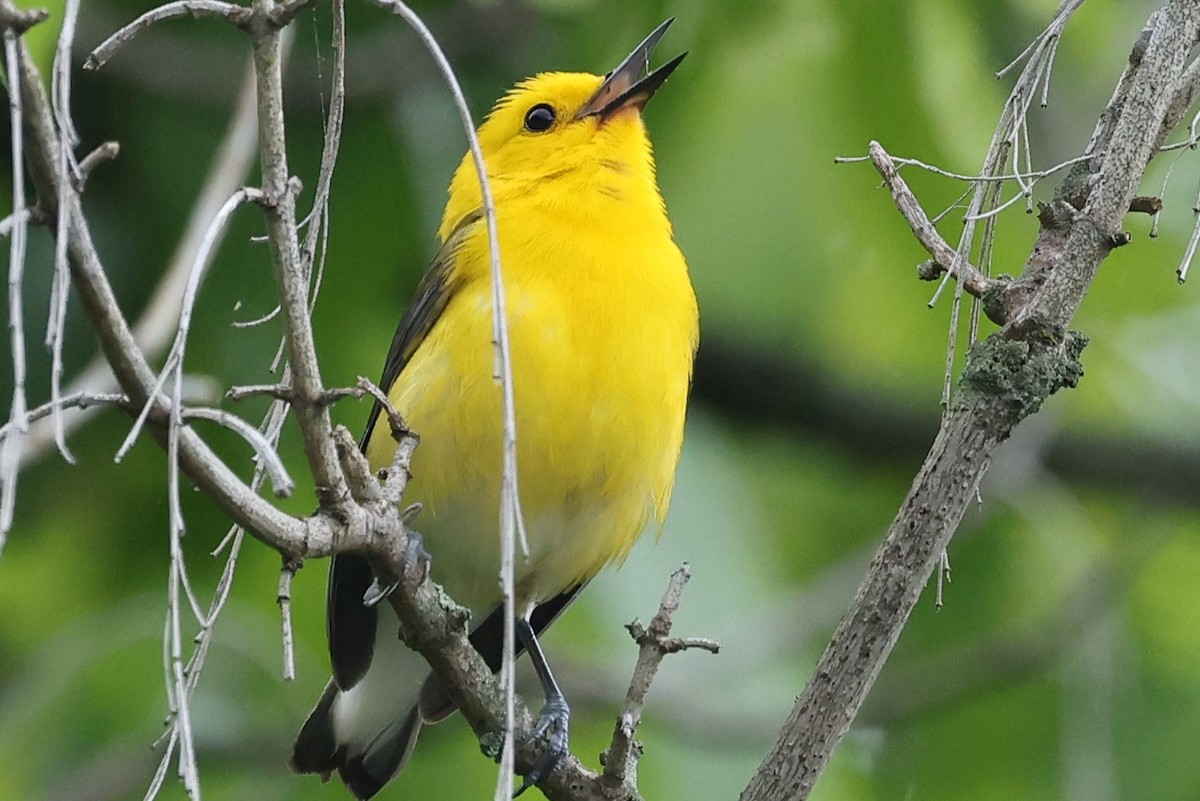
[523,103,556,133]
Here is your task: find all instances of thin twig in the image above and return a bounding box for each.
[20,60,261,469]
[834,151,1091,184]
[298,0,343,302]
[269,0,319,28]
[172,186,265,377]
[249,2,348,507]
[143,728,177,801]
[115,187,264,462]
[227,382,294,402]
[230,303,280,328]
[85,0,251,70]
[1177,193,1200,283]
[353,375,400,421]
[193,526,244,656]
[165,525,201,799]
[603,564,718,786]
[0,391,128,438]
[46,0,82,465]
[183,407,294,496]
[996,0,1085,79]
[2,28,29,542]
[0,4,48,34]
[964,184,1043,221]
[74,140,120,189]
[970,175,1005,346]
[277,559,298,680]
[51,0,80,151]
[364,3,525,795]
[865,142,1002,303]
[0,209,32,239]
[1040,34,1060,107]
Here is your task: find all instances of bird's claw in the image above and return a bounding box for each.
[514,695,570,797]
[402,530,432,583]
[362,532,431,607]
[361,576,398,607]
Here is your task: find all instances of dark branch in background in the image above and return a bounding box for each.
[861,535,1155,727]
[691,337,1200,507]
[739,5,1200,800]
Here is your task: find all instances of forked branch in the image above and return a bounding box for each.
[741,4,1200,800]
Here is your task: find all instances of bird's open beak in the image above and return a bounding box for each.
[577,18,686,121]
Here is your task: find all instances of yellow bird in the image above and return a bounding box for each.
[292,19,697,798]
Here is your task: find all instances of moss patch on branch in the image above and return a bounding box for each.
[957,328,1088,425]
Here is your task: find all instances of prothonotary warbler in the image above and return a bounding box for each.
[291,19,698,798]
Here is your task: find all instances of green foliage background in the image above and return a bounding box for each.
[3,0,1199,799]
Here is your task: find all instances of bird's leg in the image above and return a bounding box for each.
[513,617,570,796]
[362,529,430,607]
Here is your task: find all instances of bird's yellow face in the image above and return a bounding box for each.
[479,72,648,177]
[439,72,660,240]
[437,22,685,240]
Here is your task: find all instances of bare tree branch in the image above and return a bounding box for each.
[84,0,252,70]
[2,4,696,798]
[73,140,120,188]
[601,564,719,791]
[0,3,47,34]
[740,5,1200,800]
[18,61,259,469]
[863,142,1004,309]
[247,1,349,508]
[1,25,29,543]
[5,14,326,551]
[181,407,294,496]
[46,0,82,466]
[277,558,299,681]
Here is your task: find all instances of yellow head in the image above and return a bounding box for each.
[438,20,685,240]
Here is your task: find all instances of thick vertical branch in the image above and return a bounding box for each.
[740,4,1200,799]
[248,5,348,508]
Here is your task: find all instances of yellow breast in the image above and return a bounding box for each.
[366,183,696,614]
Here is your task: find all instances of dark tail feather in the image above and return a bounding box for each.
[337,705,424,800]
[292,683,424,800]
[294,586,586,796]
[291,680,339,778]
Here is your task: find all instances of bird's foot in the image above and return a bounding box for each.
[514,695,570,797]
[400,529,432,583]
[362,531,431,607]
